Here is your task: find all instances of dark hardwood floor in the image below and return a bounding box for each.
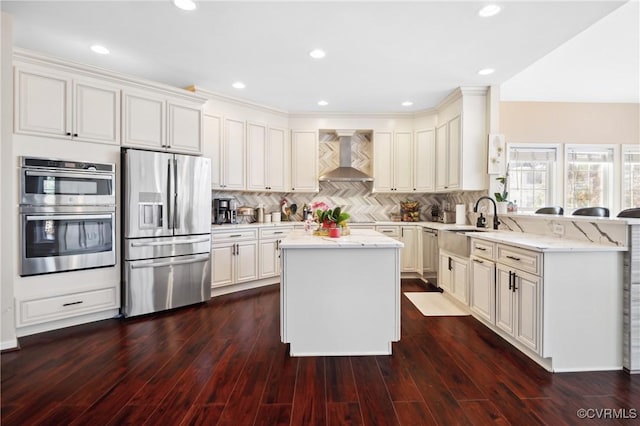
[2,279,639,425]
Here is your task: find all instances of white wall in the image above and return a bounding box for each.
[1,12,16,350]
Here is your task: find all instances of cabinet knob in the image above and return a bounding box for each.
[66,132,71,136]
[73,133,78,137]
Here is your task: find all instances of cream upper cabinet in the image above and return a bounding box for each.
[221,117,246,190]
[414,128,435,192]
[246,123,287,192]
[166,100,202,154]
[122,90,166,149]
[203,114,223,187]
[205,115,245,190]
[290,130,318,192]
[15,65,120,145]
[123,90,203,154]
[373,129,433,193]
[435,88,488,192]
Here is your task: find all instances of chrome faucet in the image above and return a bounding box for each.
[474,196,500,230]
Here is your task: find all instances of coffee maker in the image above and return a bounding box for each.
[213,198,237,224]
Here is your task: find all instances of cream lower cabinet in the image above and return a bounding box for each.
[211,228,258,288]
[495,263,541,354]
[259,227,293,279]
[438,251,468,304]
[470,255,495,324]
[376,225,418,273]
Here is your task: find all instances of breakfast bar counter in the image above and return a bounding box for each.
[279,229,403,356]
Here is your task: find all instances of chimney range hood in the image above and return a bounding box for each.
[319,130,373,182]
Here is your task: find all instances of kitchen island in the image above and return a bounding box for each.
[279,229,403,356]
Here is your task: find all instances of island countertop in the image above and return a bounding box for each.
[279,229,404,249]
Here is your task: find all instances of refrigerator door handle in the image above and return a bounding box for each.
[130,237,210,247]
[173,158,178,230]
[130,255,209,269]
[167,158,174,230]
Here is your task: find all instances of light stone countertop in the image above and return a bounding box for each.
[279,229,404,249]
[464,229,627,252]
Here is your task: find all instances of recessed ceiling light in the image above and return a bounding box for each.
[478,68,495,76]
[173,0,197,11]
[90,45,109,55]
[401,101,413,107]
[478,4,501,18]
[232,81,246,89]
[317,100,329,106]
[309,49,326,59]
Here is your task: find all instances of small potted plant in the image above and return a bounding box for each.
[494,165,509,214]
[311,202,350,237]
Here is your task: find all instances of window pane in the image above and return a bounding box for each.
[623,148,640,209]
[566,147,614,210]
[507,147,557,212]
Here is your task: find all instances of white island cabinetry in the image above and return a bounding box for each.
[280,229,403,356]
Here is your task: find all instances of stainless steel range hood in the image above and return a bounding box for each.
[319,130,373,182]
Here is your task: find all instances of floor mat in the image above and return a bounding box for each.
[404,292,470,316]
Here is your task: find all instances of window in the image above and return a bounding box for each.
[507,146,558,212]
[565,146,615,211]
[622,145,640,209]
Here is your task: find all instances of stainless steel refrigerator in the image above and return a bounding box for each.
[122,148,211,317]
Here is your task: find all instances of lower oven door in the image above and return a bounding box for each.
[123,253,211,317]
[20,209,116,276]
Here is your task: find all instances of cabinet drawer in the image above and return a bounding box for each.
[497,244,541,275]
[211,228,258,242]
[18,287,118,326]
[376,225,400,237]
[259,227,293,239]
[470,239,496,260]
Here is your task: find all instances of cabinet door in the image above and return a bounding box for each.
[203,114,223,188]
[15,67,71,138]
[447,116,461,190]
[246,122,268,191]
[235,241,258,283]
[122,91,165,149]
[394,131,413,192]
[451,256,468,305]
[495,264,515,335]
[167,101,202,154]
[373,131,394,192]
[267,127,287,192]
[470,257,495,323]
[259,239,278,279]
[438,253,452,293]
[73,80,120,144]
[223,118,246,190]
[414,129,435,192]
[514,270,541,353]
[290,130,318,192]
[435,123,448,191]
[401,227,418,272]
[211,243,234,288]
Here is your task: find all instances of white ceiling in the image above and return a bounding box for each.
[2,1,636,113]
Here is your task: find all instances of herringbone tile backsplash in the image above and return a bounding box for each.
[213,133,486,222]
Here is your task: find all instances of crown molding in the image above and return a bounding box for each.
[13,48,208,103]
[187,85,289,116]
[436,86,489,111]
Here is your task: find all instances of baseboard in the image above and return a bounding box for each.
[1,338,19,351]
[211,277,280,298]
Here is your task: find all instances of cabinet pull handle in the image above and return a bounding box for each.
[273,231,284,234]
[230,234,242,238]
[473,259,483,264]
[232,243,236,255]
[448,257,452,271]
[506,255,521,261]
[508,271,513,290]
[476,247,486,251]
[63,301,83,307]
[236,243,239,255]
[382,230,393,233]
[512,272,518,292]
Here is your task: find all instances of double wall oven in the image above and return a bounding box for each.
[19,157,116,276]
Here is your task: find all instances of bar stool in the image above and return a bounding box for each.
[571,207,610,217]
[617,208,640,218]
[535,206,564,215]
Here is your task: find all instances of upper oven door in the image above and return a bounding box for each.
[20,206,116,276]
[21,168,115,206]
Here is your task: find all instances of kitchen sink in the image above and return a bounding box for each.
[438,228,487,257]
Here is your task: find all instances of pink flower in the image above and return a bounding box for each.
[310,201,329,211]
